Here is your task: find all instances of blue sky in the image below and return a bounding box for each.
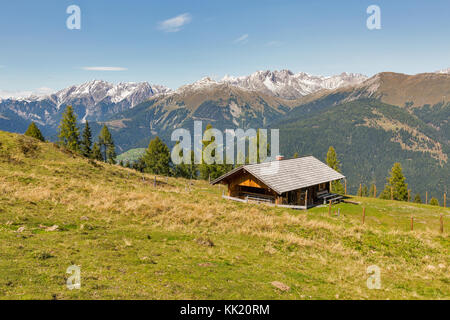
[1,0,450,96]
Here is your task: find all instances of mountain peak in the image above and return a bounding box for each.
[220,69,368,99]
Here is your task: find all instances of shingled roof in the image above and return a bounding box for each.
[211,156,345,195]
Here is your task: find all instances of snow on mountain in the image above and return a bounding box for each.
[0,80,172,126]
[436,68,450,74]
[47,80,171,109]
[220,70,368,99]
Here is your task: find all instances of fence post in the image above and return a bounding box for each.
[440,214,444,234]
[344,179,347,195]
[411,216,414,231]
[426,191,428,204]
[408,190,411,202]
[362,207,366,225]
[328,200,332,216]
[305,190,308,208]
[154,176,156,187]
[444,193,446,208]
[374,185,377,198]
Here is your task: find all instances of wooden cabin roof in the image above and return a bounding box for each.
[211,156,345,194]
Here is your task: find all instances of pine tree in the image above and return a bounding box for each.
[91,142,103,161]
[141,136,171,175]
[414,193,422,203]
[379,163,408,201]
[362,184,369,197]
[58,106,80,152]
[199,124,215,180]
[429,197,439,206]
[326,146,344,194]
[173,142,197,179]
[98,125,116,164]
[24,122,45,142]
[369,183,377,198]
[80,121,92,157]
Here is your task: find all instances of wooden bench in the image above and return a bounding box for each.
[317,192,343,204]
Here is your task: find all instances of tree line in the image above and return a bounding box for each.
[25,105,117,163]
[324,146,442,206]
[123,124,233,180]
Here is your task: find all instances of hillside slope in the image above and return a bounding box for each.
[276,99,449,203]
[0,131,448,299]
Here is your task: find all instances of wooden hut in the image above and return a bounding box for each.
[211,156,345,208]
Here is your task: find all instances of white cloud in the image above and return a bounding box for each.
[266,41,283,47]
[234,34,249,44]
[158,13,192,32]
[82,66,127,71]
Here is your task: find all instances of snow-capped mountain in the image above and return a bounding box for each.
[46,80,170,109]
[436,68,450,74]
[0,80,171,130]
[220,70,368,99]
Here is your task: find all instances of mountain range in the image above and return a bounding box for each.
[0,69,448,201]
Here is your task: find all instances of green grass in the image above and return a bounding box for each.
[0,131,448,300]
[116,148,146,164]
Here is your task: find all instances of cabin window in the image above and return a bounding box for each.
[318,183,327,191]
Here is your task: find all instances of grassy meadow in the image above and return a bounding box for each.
[0,131,448,300]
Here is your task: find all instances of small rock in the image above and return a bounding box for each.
[80,216,89,221]
[438,263,445,269]
[123,239,132,247]
[271,281,290,292]
[45,225,59,232]
[198,263,215,267]
[17,226,25,233]
[196,238,214,247]
[426,265,436,271]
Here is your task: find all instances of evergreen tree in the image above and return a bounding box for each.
[362,184,369,197]
[326,146,344,194]
[58,105,80,152]
[379,163,408,201]
[80,121,92,157]
[414,193,422,203]
[369,183,377,198]
[98,125,116,164]
[141,136,171,175]
[91,142,103,161]
[198,124,232,180]
[429,197,439,206]
[173,142,197,179]
[24,122,45,142]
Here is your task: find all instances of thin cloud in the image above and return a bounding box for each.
[158,13,192,32]
[82,66,127,71]
[234,34,249,44]
[266,41,283,47]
